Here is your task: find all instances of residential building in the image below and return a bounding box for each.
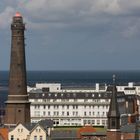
[9,123,30,140]
[8,119,53,140]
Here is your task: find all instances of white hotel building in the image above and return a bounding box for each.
[28,82,140,126]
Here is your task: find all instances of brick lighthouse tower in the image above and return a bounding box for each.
[4,12,30,126]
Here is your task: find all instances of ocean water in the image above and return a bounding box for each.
[1,70,140,106]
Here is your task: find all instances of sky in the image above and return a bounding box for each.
[1,0,140,71]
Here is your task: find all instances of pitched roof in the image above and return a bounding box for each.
[29,123,46,133]
[25,119,53,132]
[0,128,8,140]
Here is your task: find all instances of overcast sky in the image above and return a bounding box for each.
[1,0,140,71]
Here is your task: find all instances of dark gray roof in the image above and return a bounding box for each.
[25,119,53,131]
[38,119,53,128]
[29,91,125,100]
[25,123,36,131]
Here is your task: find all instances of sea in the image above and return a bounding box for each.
[1,70,140,107]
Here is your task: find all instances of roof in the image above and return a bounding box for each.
[25,123,36,131]
[29,91,125,100]
[0,128,8,140]
[29,123,46,133]
[25,119,53,131]
[38,119,54,128]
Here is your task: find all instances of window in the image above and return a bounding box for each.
[48,105,50,109]
[57,112,59,116]
[35,105,40,109]
[62,105,64,109]
[67,112,69,116]
[89,112,91,116]
[62,111,64,116]
[34,136,37,140]
[40,136,43,140]
[11,135,14,140]
[84,120,87,124]
[35,111,40,117]
[54,112,56,116]
[43,105,46,109]
[73,112,75,116]
[97,120,100,125]
[92,120,95,124]
[102,120,106,125]
[43,111,46,116]
[67,105,69,109]
[84,112,86,116]
[48,111,50,116]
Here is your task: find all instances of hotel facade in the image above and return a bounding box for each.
[28,82,140,126]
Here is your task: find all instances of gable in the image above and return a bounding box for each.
[30,125,46,134]
[9,123,29,134]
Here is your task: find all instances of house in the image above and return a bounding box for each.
[30,124,46,140]
[8,119,53,140]
[9,123,30,140]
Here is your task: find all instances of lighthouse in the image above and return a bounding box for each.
[4,12,30,126]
